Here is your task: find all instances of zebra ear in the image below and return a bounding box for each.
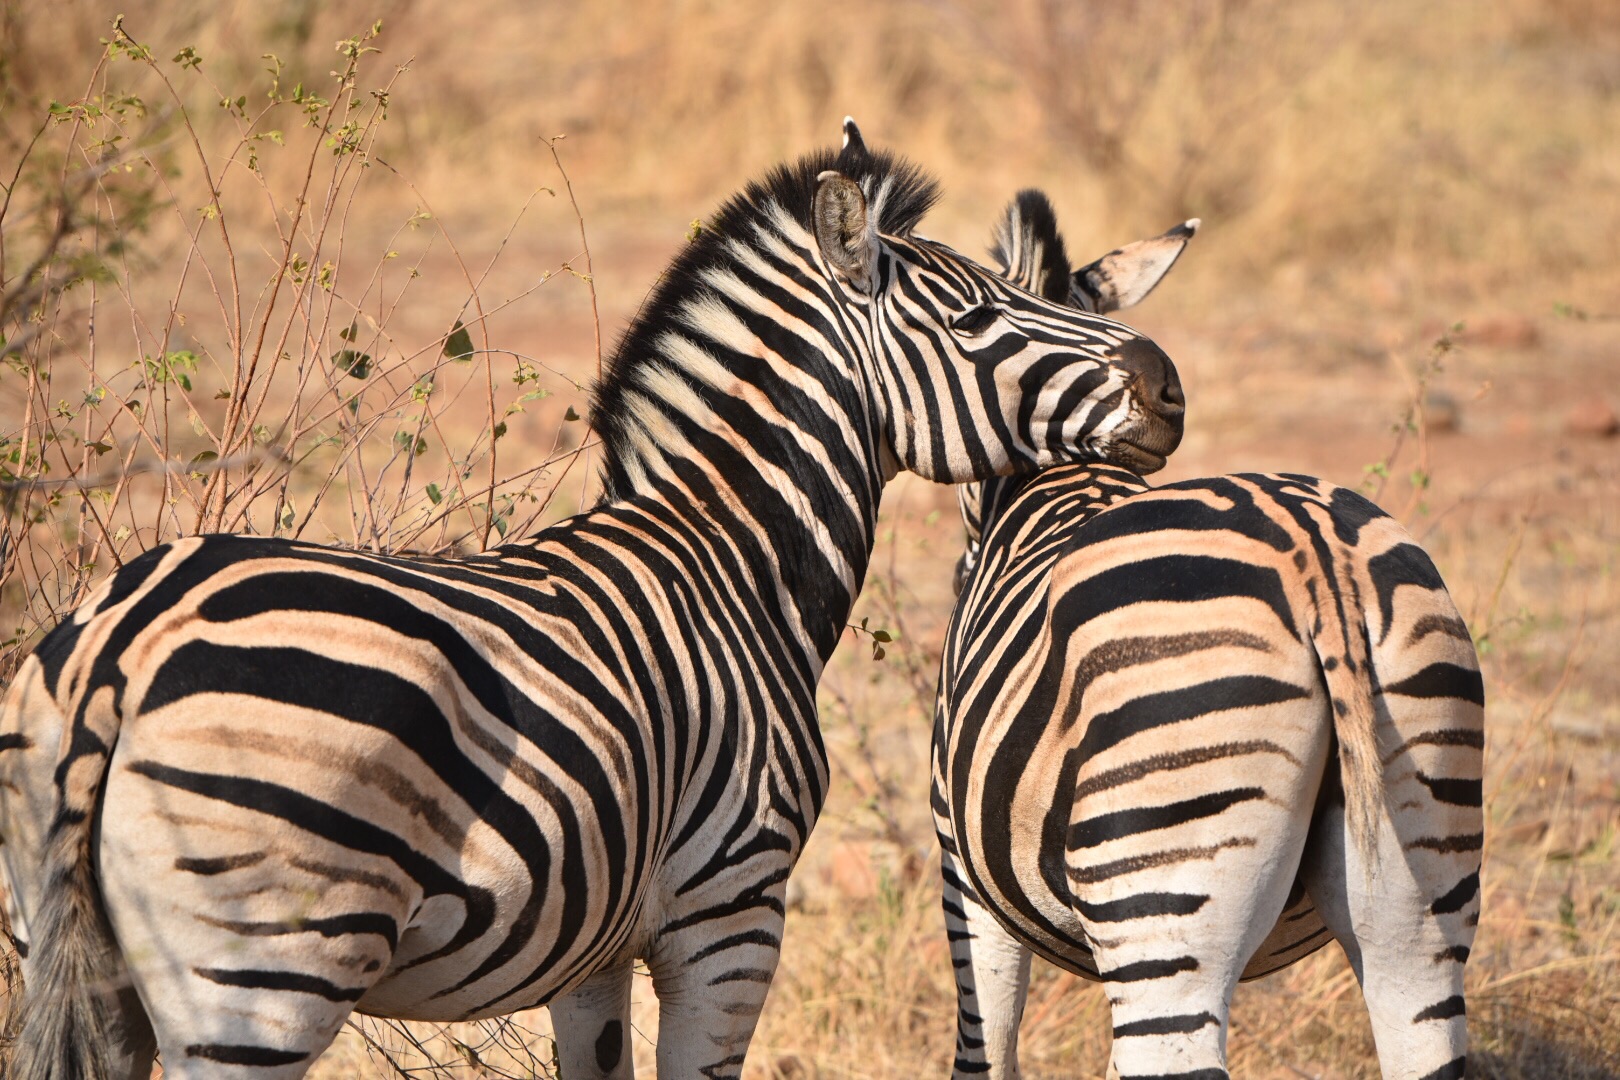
[991,190,1072,303]
[814,170,878,292]
[1071,219,1200,314]
[841,116,868,155]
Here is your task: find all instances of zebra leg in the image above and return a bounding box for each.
[941,843,1032,1079]
[550,961,636,1079]
[1301,798,1475,1080]
[1301,754,1480,1077]
[1071,712,1330,1080]
[645,885,786,1079]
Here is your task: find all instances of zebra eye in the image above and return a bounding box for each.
[949,304,1000,336]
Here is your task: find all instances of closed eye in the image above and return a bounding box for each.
[949,304,1000,336]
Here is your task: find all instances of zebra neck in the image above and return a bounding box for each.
[588,340,887,670]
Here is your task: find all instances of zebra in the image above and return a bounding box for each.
[932,192,1484,1080]
[0,121,1186,1080]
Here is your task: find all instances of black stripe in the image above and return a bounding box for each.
[1069,787,1265,850]
[1408,832,1483,854]
[1052,554,1299,650]
[186,1044,310,1066]
[1367,543,1447,644]
[1074,892,1209,923]
[1418,1056,1467,1080]
[1078,676,1311,761]
[1113,1011,1218,1038]
[1416,772,1482,807]
[195,966,366,1002]
[174,853,267,875]
[1431,872,1479,915]
[197,913,399,950]
[1098,956,1199,983]
[1385,663,1485,705]
[1413,995,1466,1022]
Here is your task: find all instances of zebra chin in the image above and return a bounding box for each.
[1109,413,1184,475]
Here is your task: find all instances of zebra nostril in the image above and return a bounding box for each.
[1159,362,1185,413]
[1109,338,1183,419]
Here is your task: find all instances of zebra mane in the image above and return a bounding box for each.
[590,139,940,500]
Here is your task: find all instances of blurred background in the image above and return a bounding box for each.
[1,1,1616,1076]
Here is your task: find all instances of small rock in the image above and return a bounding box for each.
[825,842,878,900]
[773,1054,814,1079]
[1423,390,1461,434]
[1458,314,1540,349]
[1565,399,1619,438]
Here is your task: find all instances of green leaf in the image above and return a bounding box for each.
[444,320,475,361]
[426,482,442,505]
[393,432,427,456]
[187,450,218,477]
[492,421,508,441]
[333,349,371,379]
[871,629,893,643]
[872,645,886,661]
[564,406,580,422]
[339,321,357,342]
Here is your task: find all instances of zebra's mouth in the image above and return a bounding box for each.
[1113,440,1169,474]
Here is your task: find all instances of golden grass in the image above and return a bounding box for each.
[2,1,1617,1076]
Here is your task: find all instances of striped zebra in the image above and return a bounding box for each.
[0,122,1186,1080]
[932,194,1484,1080]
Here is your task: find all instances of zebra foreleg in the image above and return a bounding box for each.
[551,961,635,1079]
[941,843,1032,1080]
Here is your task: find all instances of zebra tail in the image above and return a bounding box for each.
[1310,568,1386,875]
[12,694,122,1080]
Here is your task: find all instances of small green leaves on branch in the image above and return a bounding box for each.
[139,350,199,391]
[847,616,898,660]
[444,320,475,361]
[333,349,371,379]
[334,323,370,379]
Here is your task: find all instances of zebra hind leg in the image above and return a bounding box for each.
[940,843,1033,1080]
[1302,793,1478,1080]
[550,961,635,1079]
[645,883,787,1080]
[1071,710,1330,1079]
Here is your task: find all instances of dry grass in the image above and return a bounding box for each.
[2,1,1617,1076]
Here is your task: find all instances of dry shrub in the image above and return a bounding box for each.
[0,17,599,678]
[0,19,598,1071]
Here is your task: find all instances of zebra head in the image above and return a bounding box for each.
[952,190,1199,593]
[829,119,1185,484]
